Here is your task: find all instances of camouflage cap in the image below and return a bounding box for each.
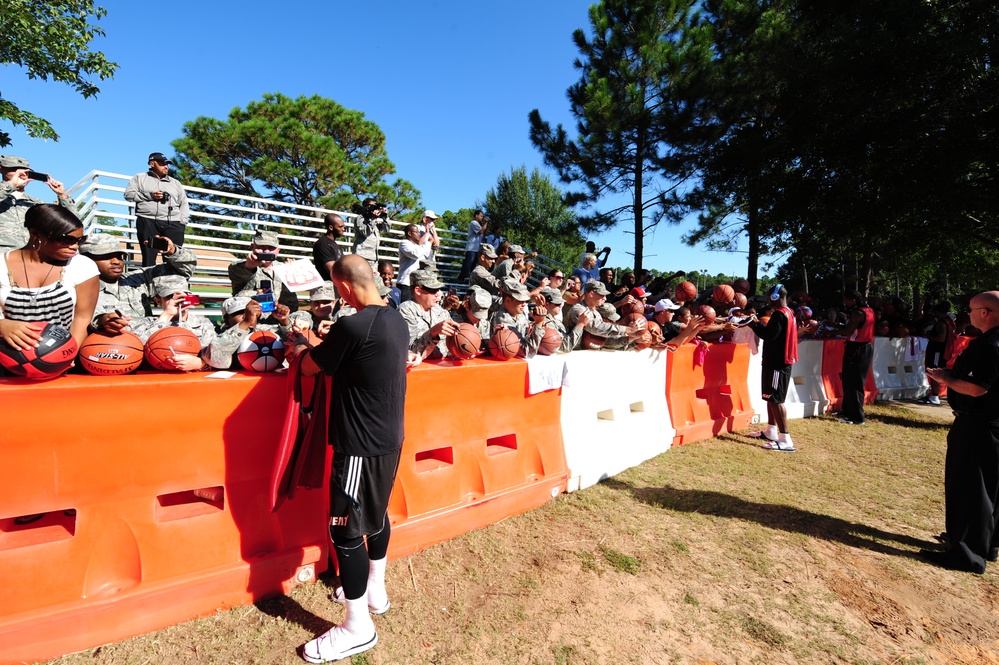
[509,244,526,256]
[79,234,127,258]
[479,243,498,259]
[309,281,336,301]
[252,229,280,247]
[375,280,391,298]
[0,155,29,169]
[222,296,251,315]
[467,285,492,312]
[540,287,564,305]
[502,278,531,302]
[152,274,190,297]
[411,269,445,291]
[597,302,620,321]
[583,281,610,296]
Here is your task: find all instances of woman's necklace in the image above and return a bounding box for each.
[19,250,56,309]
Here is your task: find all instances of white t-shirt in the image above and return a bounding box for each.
[0,251,99,327]
[398,240,433,287]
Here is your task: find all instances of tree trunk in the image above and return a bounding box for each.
[633,124,645,273]
[746,176,759,294]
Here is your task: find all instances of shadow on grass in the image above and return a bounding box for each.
[864,410,952,431]
[255,586,335,635]
[602,478,936,561]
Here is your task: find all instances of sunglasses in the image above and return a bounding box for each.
[51,234,87,246]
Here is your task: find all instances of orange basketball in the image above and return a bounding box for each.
[733,292,748,308]
[144,327,202,371]
[675,281,697,303]
[488,327,521,360]
[733,278,751,295]
[538,327,562,355]
[646,319,663,343]
[622,299,645,315]
[579,331,606,350]
[632,329,653,351]
[447,323,482,360]
[237,330,286,372]
[620,312,648,328]
[712,284,735,304]
[78,331,144,375]
[698,304,717,324]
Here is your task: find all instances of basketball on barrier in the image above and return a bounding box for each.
[0,322,77,380]
[699,304,717,324]
[488,328,521,360]
[78,331,144,375]
[237,330,286,372]
[144,327,202,371]
[712,284,735,304]
[675,281,697,303]
[538,327,562,355]
[446,323,481,360]
[646,319,664,343]
[579,331,606,350]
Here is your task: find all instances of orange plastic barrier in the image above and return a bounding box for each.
[665,343,754,446]
[387,357,568,559]
[0,371,327,665]
[820,339,879,412]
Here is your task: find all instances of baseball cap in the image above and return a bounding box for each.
[509,244,526,256]
[411,270,446,291]
[79,234,127,259]
[423,210,440,220]
[252,230,280,248]
[479,243,498,259]
[582,281,610,296]
[629,286,649,299]
[0,155,29,169]
[375,281,390,298]
[152,275,190,297]
[467,285,492,313]
[309,281,336,302]
[597,303,620,321]
[540,287,564,305]
[502,278,531,302]
[147,152,171,164]
[222,296,251,315]
[655,298,681,312]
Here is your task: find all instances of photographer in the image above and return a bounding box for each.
[0,155,78,251]
[124,152,191,266]
[350,198,391,269]
[131,275,216,371]
[227,229,299,322]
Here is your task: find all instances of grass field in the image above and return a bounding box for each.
[48,403,999,665]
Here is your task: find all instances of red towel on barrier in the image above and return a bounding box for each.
[270,353,330,512]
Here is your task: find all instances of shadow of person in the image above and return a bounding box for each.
[861,411,951,431]
[601,478,936,559]
[255,594,334,635]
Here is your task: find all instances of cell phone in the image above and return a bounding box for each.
[252,293,276,313]
[259,280,272,291]
[27,170,49,182]
[255,253,277,262]
[149,236,170,252]
[183,294,201,307]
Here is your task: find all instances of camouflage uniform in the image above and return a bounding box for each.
[351,213,391,266]
[489,309,544,359]
[130,274,217,351]
[205,296,286,370]
[566,303,630,350]
[399,300,451,359]
[470,264,502,296]
[450,285,492,341]
[0,176,78,250]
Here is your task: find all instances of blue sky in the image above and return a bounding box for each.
[3,0,764,277]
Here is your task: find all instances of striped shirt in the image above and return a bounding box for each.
[0,251,99,329]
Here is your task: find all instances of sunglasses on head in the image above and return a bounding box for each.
[50,234,87,246]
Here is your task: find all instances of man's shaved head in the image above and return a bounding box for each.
[332,254,376,287]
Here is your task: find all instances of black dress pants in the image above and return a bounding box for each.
[841,341,872,423]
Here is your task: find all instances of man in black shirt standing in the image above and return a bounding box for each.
[312,213,346,282]
[298,254,410,663]
[747,284,799,452]
[923,291,999,574]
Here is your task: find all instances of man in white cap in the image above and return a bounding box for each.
[418,209,441,262]
[397,223,438,303]
[650,298,683,342]
[0,155,77,250]
[123,152,190,266]
[398,269,457,359]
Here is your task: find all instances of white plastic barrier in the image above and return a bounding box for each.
[732,328,767,424]
[785,339,829,418]
[559,348,674,492]
[873,337,929,400]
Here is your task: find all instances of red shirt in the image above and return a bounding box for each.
[849,307,875,343]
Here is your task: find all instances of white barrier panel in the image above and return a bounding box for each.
[872,337,905,400]
[785,339,829,418]
[897,336,929,399]
[732,328,767,424]
[560,348,674,492]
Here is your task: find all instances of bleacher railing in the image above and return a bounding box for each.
[67,171,564,307]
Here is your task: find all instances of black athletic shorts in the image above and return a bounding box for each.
[761,364,792,404]
[328,450,401,542]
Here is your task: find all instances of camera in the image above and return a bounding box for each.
[182,294,202,307]
[161,191,171,203]
[255,252,277,262]
[252,293,276,313]
[149,236,170,252]
[528,302,543,316]
[27,170,49,182]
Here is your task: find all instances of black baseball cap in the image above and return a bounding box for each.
[148,152,171,164]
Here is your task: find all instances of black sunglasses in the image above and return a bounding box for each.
[51,234,87,246]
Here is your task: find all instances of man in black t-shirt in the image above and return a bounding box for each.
[298,254,410,663]
[312,213,346,282]
[923,291,999,574]
[747,285,798,452]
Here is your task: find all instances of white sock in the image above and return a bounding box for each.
[343,595,374,638]
[778,432,794,448]
[367,558,388,610]
[766,424,778,439]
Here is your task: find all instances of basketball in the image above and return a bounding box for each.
[699,304,717,324]
[78,331,144,375]
[579,331,606,350]
[622,299,645,315]
[447,323,482,360]
[632,329,653,351]
[620,312,648,329]
[733,292,748,309]
[237,330,286,372]
[488,327,521,360]
[144,327,202,371]
[646,319,663,343]
[0,322,77,380]
[538,327,562,355]
[675,281,697,303]
[712,284,735,304]
[733,278,751,295]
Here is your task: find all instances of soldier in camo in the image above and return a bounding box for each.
[80,234,197,334]
[489,278,545,359]
[398,269,457,360]
[130,275,216,371]
[539,287,587,353]
[565,281,640,350]
[0,155,78,250]
[469,242,501,297]
[288,282,338,336]
[227,229,299,318]
[492,244,525,281]
[450,285,492,341]
[204,295,293,369]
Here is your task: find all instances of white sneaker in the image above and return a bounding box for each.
[302,625,377,663]
[329,586,390,615]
